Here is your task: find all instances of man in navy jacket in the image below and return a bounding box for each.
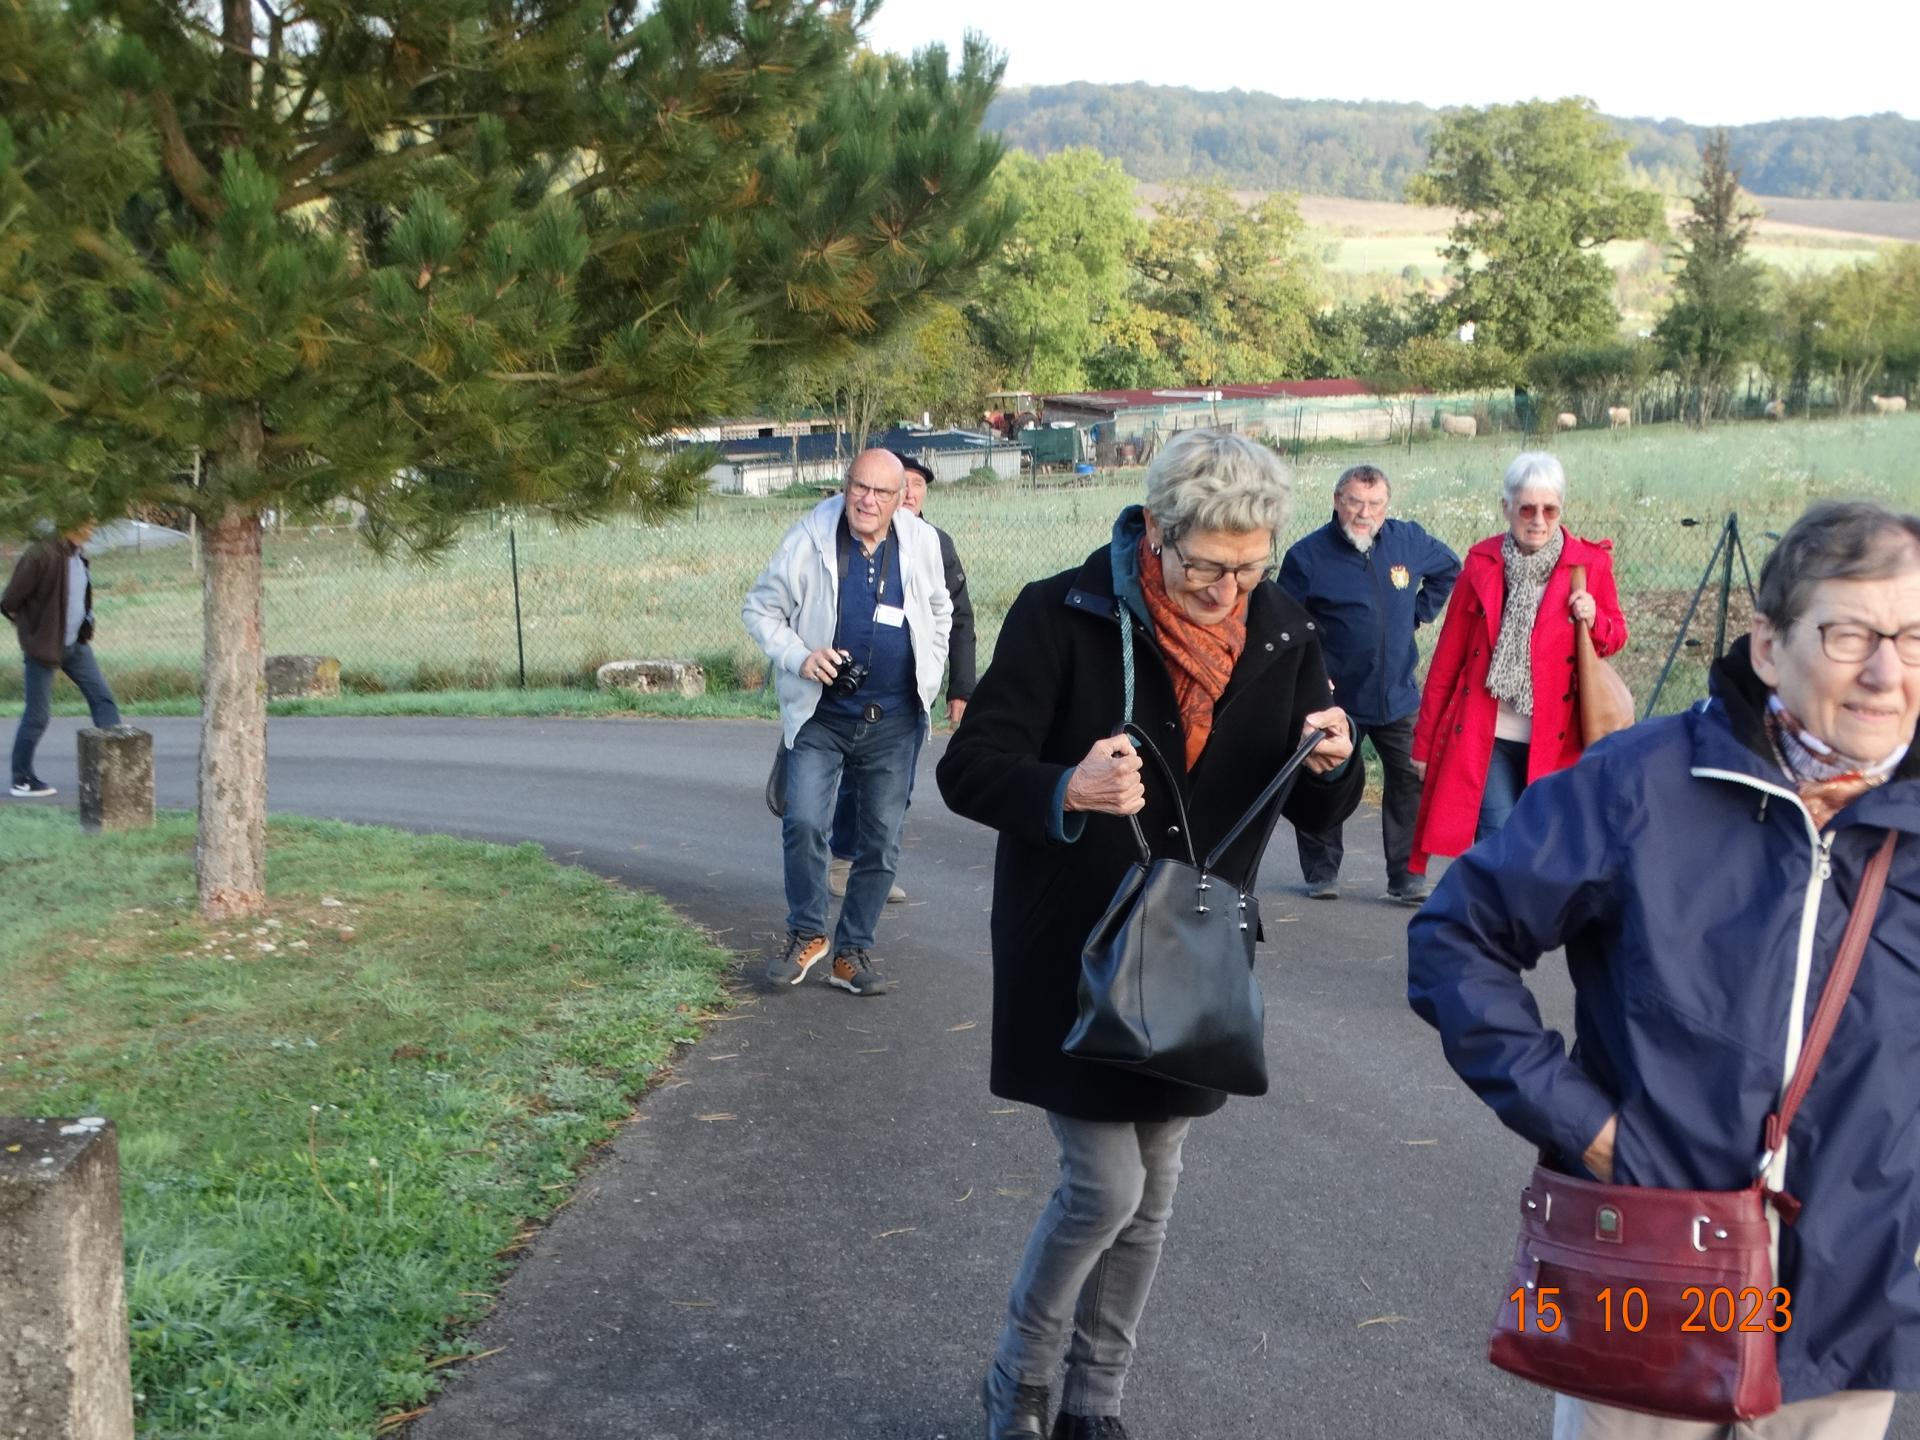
[1278,463,1459,903]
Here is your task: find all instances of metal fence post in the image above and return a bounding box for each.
[509,523,527,689]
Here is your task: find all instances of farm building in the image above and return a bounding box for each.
[697,427,1022,496]
[1042,380,1431,460]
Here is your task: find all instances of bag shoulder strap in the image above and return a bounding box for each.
[1765,829,1899,1164]
[1203,727,1329,882]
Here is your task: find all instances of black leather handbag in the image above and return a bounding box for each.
[1061,721,1326,1096]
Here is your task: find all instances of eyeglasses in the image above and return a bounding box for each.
[1514,503,1561,521]
[1166,539,1273,589]
[1814,622,1920,665]
[847,480,902,503]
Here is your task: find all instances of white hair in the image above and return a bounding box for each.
[1144,429,1291,541]
[1503,451,1567,505]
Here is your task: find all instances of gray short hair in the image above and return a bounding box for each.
[1756,500,1920,632]
[1144,429,1291,542]
[1336,464,1391,498]
[1503,452,1567,505]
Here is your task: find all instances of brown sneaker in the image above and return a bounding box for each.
[829,948,893,996]
[766,932,828,986]
[829,856,907,903]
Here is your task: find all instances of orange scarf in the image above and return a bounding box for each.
[1139,536,1248,769]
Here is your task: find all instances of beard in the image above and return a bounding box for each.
[1343,524,1374,553]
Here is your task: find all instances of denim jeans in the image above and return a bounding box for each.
[991,1114,1193,1418]
[1294,713,1420,887]
[1476,737,1532,843]
[782,704,921,954]
[829,719,927,860]
[13,644,121,783]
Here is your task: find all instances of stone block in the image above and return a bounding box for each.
[595,659,706,698]
[0,1117,134,1440]
[76,727,153,832]
[264,654,341,700]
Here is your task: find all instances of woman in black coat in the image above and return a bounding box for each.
[937,429,1362,1440]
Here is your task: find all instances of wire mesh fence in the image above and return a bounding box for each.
[8,463,1783,722]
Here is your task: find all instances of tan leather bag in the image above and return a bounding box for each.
[1570,564,1634,744]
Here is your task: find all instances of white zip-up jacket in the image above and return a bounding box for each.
[742,495,952,747]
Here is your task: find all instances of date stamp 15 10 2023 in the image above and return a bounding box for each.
[1510,1285,1793,1335]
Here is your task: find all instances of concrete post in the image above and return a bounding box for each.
[0,1117,135,1440]
[76,727,153,832]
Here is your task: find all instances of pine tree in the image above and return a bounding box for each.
[1655,130,1769,425]
[0,2,1007,916]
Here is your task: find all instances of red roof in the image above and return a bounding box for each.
[1043,379,1373,410]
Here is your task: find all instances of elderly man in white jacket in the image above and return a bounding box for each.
[743,449,951,997]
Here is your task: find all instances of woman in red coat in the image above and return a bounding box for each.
[1409,452,1626,872]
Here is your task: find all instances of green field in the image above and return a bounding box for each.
[1322,233,1887,278]
[36,414,1916,717]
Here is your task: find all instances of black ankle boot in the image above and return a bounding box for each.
[1051,1414,1131,1440]
[980,1366,1050,1440]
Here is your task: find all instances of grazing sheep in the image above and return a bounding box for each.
[1437,412,1477,438]
[1606,406,1632,429]
[1763,399,1786,421]
[1555,412,1577,431]
[1870,394,1908,414]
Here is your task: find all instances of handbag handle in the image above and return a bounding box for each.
[1204,726,1329,880]
[1119,722,1197,867]
[1763,829,1898,1172]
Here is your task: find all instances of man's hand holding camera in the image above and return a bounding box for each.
[801,647,846,685]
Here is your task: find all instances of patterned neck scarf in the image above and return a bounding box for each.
[1763,695,1906,829]
[1139,536,1249,769]
[1485,529,1565,716]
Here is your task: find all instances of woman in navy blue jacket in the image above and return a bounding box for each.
[1409,501,1920,1440]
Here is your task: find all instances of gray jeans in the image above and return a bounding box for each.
[991,1113,1193,1417]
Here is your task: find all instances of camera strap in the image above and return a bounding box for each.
[831,518,891,670]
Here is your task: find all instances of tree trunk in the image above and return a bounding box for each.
[196,483,267,919]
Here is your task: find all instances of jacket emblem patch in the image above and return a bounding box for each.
[1390,564,1410,590]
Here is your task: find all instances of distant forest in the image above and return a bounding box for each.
[983,85,1920,202]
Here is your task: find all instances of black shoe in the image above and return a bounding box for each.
[981,1367,1050,1440]
[9,776,55,798]
[1385,879,1430,907]
[1305,877,1340,900]
[1052,1415,1131,1440]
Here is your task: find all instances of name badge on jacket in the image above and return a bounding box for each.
[874,604,906,628]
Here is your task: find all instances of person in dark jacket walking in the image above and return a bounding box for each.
[1277,463,1459,904]
[1408,500,1920,1439]
[827,454,977,903]
[2,521,122,797]
[939,428,1361,1440]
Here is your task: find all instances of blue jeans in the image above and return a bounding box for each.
[782,705,921,954]
[13,644,121,783]
[1476,737,1531,842]
[829,720,927,859]
[992,1114,1193,1417]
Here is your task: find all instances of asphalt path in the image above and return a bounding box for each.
[22,718,1915,1440]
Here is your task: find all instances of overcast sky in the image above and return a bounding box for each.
[863,0,1913,127]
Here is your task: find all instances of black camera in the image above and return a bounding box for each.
[826,649,869,699]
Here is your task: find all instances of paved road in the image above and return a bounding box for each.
[23,719,1915,1440]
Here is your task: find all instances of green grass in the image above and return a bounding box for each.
[46,686,780,722]
[0,809,731,1439]
[45,414,1916,719]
